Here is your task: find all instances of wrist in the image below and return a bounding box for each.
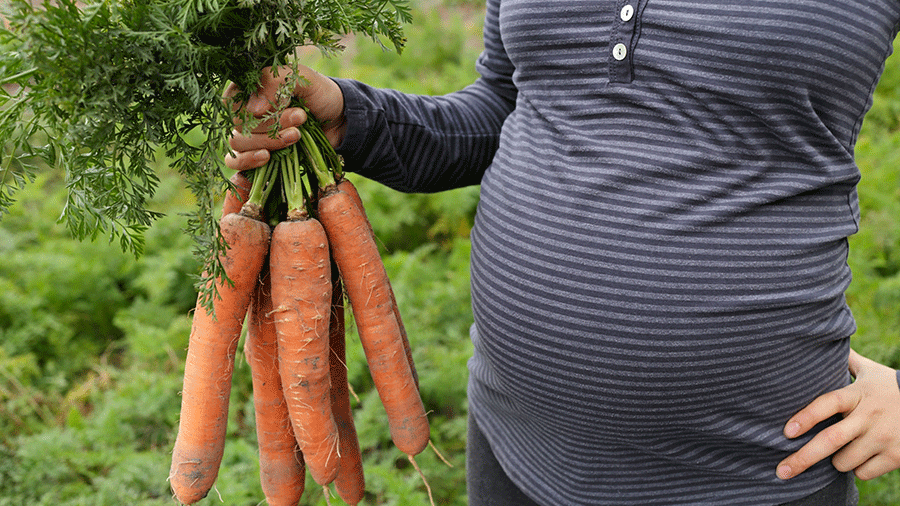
[330,78,364,154]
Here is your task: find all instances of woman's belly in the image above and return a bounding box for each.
[467,170,856,443]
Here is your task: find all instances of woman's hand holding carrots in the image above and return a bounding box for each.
[224,65,347,172]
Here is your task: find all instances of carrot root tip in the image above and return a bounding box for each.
[429,440,453,468]
[322,485,333,506]
[347,382,360,403]
[408,454,435,506]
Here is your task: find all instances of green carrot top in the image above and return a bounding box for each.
[0,0,410,310]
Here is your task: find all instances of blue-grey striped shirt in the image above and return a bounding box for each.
[334,1,900,504]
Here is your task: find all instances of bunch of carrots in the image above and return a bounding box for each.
[3,1,426,502]
[167,109,431,506]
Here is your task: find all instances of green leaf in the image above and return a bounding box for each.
[0,0,411,308]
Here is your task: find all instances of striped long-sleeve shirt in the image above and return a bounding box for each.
[333,1,900,504]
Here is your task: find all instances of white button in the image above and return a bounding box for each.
[612,43,628,61]
[620,5,635,22]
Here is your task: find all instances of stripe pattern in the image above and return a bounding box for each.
[335,1,900,504]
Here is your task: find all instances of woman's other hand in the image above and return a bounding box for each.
[777,348,900,481]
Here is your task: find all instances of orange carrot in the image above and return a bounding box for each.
[335,176,419,389]
[221,171,252,218]
[169,212,271,505]
[245,270,306,506]
[317,187,430,457]
[329,269,366,505]
[269,214,340,486]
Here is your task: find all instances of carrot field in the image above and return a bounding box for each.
[0,1,898,504]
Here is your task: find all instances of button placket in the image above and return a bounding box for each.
[608,0,644,84]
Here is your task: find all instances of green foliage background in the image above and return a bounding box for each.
[1,1,898,504]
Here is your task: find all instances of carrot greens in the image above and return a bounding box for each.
[0,0,410,309]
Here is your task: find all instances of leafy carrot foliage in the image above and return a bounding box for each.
[0,0,410,308]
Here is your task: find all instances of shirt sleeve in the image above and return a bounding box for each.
[332,0,516,193]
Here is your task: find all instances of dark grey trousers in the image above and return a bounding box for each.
[466,413,859,506]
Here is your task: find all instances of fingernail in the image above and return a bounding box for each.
[785,421,800,438]
[281,128,300,142]
[253,150,269,162]
[777,464,793,480]
[290,110,306,125]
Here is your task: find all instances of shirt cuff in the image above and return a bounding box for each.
[331,77,375,162]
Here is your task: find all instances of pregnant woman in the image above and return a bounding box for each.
[225,1,900,504]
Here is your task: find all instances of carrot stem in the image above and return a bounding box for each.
[289,96,342,182]
[300,127,335,189]
[240,152,282,220]
[247,152,281,206]
[281,144,310,218]
[309,124,343,179]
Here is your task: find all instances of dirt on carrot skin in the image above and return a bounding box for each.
[329,272,366,505]
[335,177,419,389]
[317,188,430,458]
[246,270,306,506]
[169,212,271,505]
[269,217,340,486]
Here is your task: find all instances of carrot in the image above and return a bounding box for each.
[329,269,366,505]
[169,212,271,505]
[335,176,419,389]
[245,270,306,506]
[269,213,340,486]
[317,186,430,458]
[221,171,252,218]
